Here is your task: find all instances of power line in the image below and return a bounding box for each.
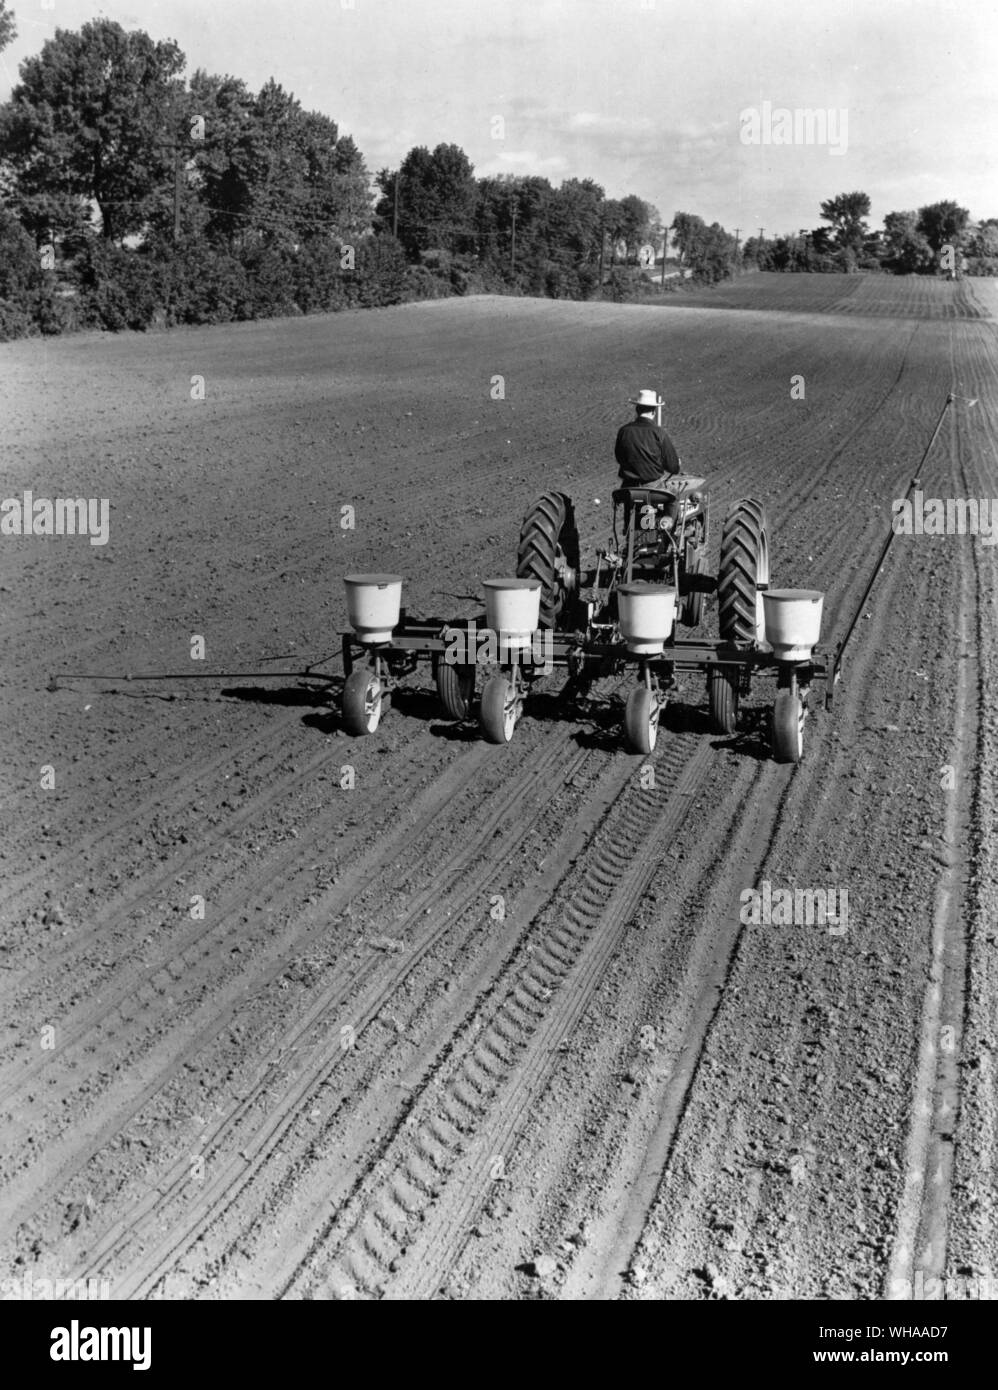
[69,192,371,240]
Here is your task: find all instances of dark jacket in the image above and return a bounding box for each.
[615,415,681,484]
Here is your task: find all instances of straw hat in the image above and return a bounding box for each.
[628,389,663,409]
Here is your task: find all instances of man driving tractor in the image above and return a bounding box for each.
[615,388,683,488]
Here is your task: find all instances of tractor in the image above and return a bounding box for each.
[507,479,770,738]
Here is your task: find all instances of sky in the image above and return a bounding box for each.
[2,0,996,236]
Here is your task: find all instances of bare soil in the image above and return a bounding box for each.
[2,272,996,1300]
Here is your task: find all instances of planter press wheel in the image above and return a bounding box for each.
[624,684,659,755]
[516,490,581,629]
[707,664,739,735]
[480,673,521,745]
[772,687,805,763]
[342,666,383,735]
[435,660,475,720]
[681,544,708,628]
[717,498,770,646]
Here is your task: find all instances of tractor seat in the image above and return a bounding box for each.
[613,475,706,507]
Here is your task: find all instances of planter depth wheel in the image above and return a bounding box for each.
[436,661,475,719]
[772,688,805,763]
[624,684,660,754]
[707,665,739,735]
[480,674,521,744]
[342,666,383,735]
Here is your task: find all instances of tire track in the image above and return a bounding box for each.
[280,731,712,1299]
[0,730,543,1242]
[886,330,990,1298]
[17,699,621,1288]
[600,342,984,1301]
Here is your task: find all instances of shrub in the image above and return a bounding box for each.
[0,297,35,341]
[832,246,858,273]
[295,240,353,313]
[0,210,42,303]
[402,264,452,302]
[35,283,81,335]
[164,243,251,325]
[604,267,636,302]
[576,264,600,300]
[240,242,299,319]
[354,235,407,308]
[75,241,165,330]
[420,247,452,274]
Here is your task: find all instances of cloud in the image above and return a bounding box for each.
[566,112,656,135]
[476,150,570,178]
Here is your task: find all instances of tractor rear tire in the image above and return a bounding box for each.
[516,491,581,630]
[707,665,739,735]
[717,500,769,645]
[435,660,475,720]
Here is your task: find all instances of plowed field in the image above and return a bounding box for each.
[2,271,997,1300]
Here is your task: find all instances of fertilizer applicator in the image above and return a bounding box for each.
[46,652,341,695]
[827,390,977,699]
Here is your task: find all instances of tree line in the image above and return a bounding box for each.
[0,12,673,338]
[1,7,993,341]
[742,192,997,277]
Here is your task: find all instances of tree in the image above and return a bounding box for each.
[376,143,477,259]
[0,1,16,54]
[183,70,256,245]
[819,191,871,251]
[670,212,737,282]
[545,177,604,269]
[916,200,970,254]
[700,221,738,281]
[670,211,707,265]
[241,83,369,245]
[171,72,370,250]
[967,218,998,258]
[0,20,186,243]
[473,173,553,275]
[740,234,762,266]
[881,210,933,273]
[601,198,625,263]
[616,194,655,262]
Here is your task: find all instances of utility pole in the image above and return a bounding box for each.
[734,227,741,253]
[173,143,182,244]
[758,227,765,242]
[510,199,517,273]
[393,170,399,239]
[598,209,605,287]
